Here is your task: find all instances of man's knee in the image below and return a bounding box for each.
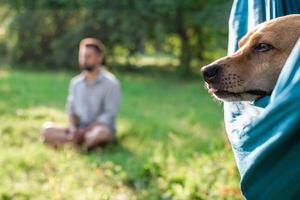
[40,122,69,146]
[41,122,52,140]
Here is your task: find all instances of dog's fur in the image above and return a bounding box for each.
[202,14,300,101]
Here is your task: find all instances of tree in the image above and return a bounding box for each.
[1,0,230,75]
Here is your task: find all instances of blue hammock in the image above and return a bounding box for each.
[225,0,300,199]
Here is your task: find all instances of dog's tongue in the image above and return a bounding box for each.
[209,88,219,93]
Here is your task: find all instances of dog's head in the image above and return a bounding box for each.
[202,14,300,102]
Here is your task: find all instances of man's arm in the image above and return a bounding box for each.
[95,81,121,130]
[68,114,78,132]
[66,80,78,133]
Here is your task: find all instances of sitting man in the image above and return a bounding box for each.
[41,38,121,149]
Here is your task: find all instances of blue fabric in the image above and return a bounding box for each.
[225,1,300,199]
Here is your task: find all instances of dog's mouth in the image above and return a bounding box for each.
[211,89,270,96]
[208,87,272,101]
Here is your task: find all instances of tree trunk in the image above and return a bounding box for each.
[179,32,192,76]
[176,7,192,77]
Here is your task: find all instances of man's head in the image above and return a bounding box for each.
[79,38,105,72]
[201,14,300,101]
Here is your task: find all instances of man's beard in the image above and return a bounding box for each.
[82,65,96,72]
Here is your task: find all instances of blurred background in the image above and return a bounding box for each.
[0,0,230,75]
[0,0,242,199]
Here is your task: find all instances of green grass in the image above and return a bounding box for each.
[0,68,242,200]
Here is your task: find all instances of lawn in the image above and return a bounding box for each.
[0,68,242,200]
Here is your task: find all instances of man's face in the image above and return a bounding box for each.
[78,46,103,71]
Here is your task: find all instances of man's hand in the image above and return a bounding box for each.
[72,128,87,145]
[67,125,85,145]
[65,125,76,141]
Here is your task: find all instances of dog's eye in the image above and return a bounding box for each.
[253,43,273,52]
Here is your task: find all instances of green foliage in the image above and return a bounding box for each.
[0,67,242,199]
[0,0,230,75]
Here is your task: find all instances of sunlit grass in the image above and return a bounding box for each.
[0,68,241,199]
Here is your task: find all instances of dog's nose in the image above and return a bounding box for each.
[201,64,221,83]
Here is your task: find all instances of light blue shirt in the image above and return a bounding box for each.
[67,67,121,133]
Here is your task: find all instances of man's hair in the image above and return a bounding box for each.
[79,38,106,65]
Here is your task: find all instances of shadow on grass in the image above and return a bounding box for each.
[78,139,164,198]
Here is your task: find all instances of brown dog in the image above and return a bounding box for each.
[202,14,300,101]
